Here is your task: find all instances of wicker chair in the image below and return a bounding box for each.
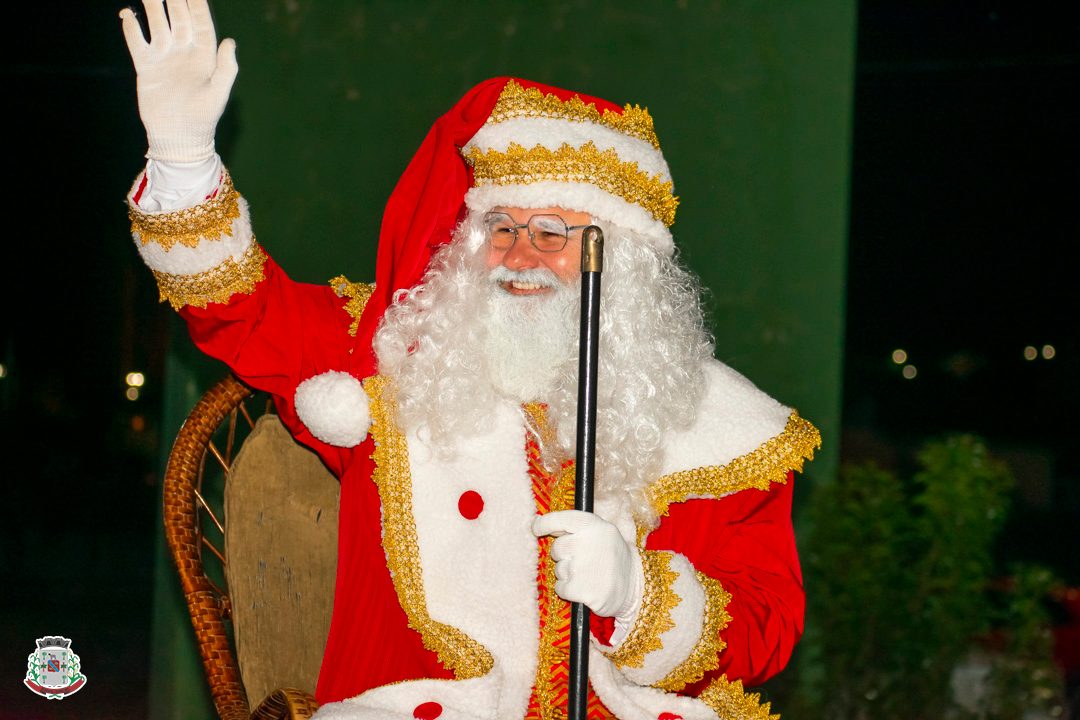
[164,375,339,720]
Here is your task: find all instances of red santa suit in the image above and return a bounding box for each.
[127,77,819,720]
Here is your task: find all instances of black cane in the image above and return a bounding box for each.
[568,225,604,720]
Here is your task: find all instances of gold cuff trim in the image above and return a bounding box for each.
[698,675,780,720]
[653,572,732,692]
[465,142,678,227]
[329,276,375,337]
[365,375,495,678]
[488,79,661,149]
[129,170,241,250]
[152,242,267,310]
[605,550,680,669]
[648,411,821,519]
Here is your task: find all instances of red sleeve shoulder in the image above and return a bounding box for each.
[179,254,361,476]
[645,471,804,688]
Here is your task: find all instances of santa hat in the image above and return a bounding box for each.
[298,78,675,446]
[461,79,677,253]
[355,77,676,370]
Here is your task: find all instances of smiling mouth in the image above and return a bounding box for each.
[499,280,553,295]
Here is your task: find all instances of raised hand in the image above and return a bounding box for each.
[119,0,238,162]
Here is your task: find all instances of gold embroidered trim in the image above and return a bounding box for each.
[554,463,577,513]
[698,675,781,720]
[605,550,680,669]
[465,142,678,227]
[329,276,375,337]
[526,402,568,719]
[488,79,661,149]
[534,528,566,720]
[129,170,241,250]
[151,242,267,310]
[364,375,495,678]
[653,572,732,692]
[648,411,821,518]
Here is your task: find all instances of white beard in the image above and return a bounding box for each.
[482,266,578,403]
[373,214,713,524]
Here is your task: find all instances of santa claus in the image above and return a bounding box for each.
[121,2,819,719]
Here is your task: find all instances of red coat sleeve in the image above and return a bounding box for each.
[645,471,804,688]
[178,254,357,477]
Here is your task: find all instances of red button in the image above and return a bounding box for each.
[658,714,683,720]
[414,701,443,719]
[458,490,484,519]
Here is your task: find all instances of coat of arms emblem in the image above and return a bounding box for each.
[24,636,87,699]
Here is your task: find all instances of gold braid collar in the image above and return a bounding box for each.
[329,276,375,337]
[647,411,820,519]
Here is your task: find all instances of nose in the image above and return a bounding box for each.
[498,229,543,270]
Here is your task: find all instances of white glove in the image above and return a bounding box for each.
[120,0,238,162]
[533,510,644,620]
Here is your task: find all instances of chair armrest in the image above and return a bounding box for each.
[251,687,321,720]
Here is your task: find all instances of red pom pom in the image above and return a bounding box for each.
[458,490,484,520]
[413,701,443,719]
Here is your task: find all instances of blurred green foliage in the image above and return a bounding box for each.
[984,565,1064,719]
[791,435,1065,719]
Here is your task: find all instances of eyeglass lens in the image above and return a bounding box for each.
[484,212,571,252]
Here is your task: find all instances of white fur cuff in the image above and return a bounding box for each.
[616,553,720,687]
[294,371,371,448]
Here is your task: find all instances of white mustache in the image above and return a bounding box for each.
[489,265,563,288]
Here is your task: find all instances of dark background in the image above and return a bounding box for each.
[1,1,1077,717]
[842,3,1078,580]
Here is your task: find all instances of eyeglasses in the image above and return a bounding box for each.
[483,211,590,253]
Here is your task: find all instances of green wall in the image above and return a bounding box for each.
[151,2,854,717]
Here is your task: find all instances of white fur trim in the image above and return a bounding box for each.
[294,371,371,448]
[133,196,255,275]
[312,675,502,720]
[464,182,674,255]
[316,359,798,718]
[325,399,539,719]
[407,400,539,719]
[615,553,709,686]
[659,359,793,480]
[465,117,672,181]
[589,646,719,720]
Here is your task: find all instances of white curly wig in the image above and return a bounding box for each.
[372,211,714,525]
